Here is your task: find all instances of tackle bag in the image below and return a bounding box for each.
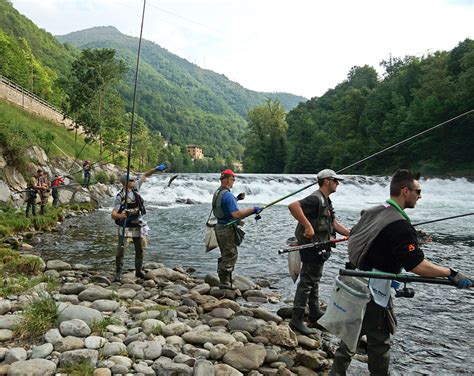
[287,237,302,283]
[233,224,245,246]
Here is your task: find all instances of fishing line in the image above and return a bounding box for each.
[121,0,147,238]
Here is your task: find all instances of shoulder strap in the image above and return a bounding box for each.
[212,187,230,220]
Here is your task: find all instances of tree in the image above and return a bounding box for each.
[64,48,127,154]
[243,99,288,173]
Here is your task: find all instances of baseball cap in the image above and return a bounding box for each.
[120,173,137,185]
[317,169,344,181]
[220,169,236,180]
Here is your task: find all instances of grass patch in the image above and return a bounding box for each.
[60,359,95,376]
[0,274,59,297]
[14,296,58,340]
[90,317,121,336]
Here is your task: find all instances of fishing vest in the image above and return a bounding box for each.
[348,204,406,270]
[297,190,334,241]
[115,188,146,228]
[212,187,230,222]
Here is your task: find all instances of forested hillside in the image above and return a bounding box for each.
[281,41,473,176]
[0,0,306,165]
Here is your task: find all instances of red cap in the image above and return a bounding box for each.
[220,169,236,180]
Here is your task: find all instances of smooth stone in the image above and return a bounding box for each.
[31,343,54,359]
[85,336,107,350]
[7,358,56,376]
[59,319,91,337]
[91,300,120,312]
[44,329,62,344]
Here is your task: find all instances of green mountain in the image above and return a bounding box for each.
[0,0,306,161]
[56,26,306,158]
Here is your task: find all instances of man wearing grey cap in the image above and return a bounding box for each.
[111,163,168,282]
[288,169,350,335]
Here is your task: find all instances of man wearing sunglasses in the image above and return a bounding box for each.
[288,169,350,335]
[111,162,168,282]
[330,169,472,376]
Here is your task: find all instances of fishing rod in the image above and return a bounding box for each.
[226,109,473,226]
[278,236,349,254]
[51,141,84,170]
[66,139,90,172]
[412,212,474,227]
[121,0,147,239]
[339,269,457,286]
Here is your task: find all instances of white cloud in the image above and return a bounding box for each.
[10,0,474,98]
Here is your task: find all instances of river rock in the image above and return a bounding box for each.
[161,322,189,337]
[46,260,71,271]
[78,285,113,301]
[108,355,133,369]
[0,315,23,330]
[4,348,27,364]
[295,349,328,370]
[182,330,236,345]
[127,340,162,360]
[71,189,91,204]
[57,302,103,326]
[91,299,120,312]
[101,342,127,357]
[31,343,54,359]
[54,336,84,352]
[223,344,266,372]
[59,283,86,295]
[59,319,91,337]
[7,358,56,376]
[59,349,98,368]
[255,324,298,347]
[152,357,193,375]
[0,300,11,315]
[250,307,282,324]
[0,329,13,342]
[44,328,62,344]
[92,368,111,376]
[214,363,244,376]
[228,316,260,334]
[194,359,215,376]
[85,336,107,349]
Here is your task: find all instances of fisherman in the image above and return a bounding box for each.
[51,174,64,208]
[83,160,92,188]
[329,169,472,376]
[212,169,262,289]
[25,171,42,217]
[111,162,168,282]
[288,169,350,335]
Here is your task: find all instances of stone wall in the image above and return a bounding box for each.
[0,75,83,134]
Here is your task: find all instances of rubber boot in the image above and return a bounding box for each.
[115,246,124,282]
[290,308,317,335]
[218,271,233,290]
[135,251,145,279]
[308,301,325,323]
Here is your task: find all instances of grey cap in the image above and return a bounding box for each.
[317,169,344,181]
[120,173,137,185]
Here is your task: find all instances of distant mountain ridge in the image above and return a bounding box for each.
[56,26,307,158]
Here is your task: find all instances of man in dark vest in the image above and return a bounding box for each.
[288,169,350,335]
[111,163,168,282]
[212,169,262,289]
[329,169,472,376]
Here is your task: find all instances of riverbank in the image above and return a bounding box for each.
[0,243,339,376]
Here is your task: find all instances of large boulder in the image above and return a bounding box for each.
[7,358,56,376]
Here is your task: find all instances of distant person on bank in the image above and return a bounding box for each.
[329,169,473,376]
[51,174,64,208]
[83,160,92,188]
[288,169,350,335]
[111,163,168,282]
[212,169,262,289]
[25,170,43,217]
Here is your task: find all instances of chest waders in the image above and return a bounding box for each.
[291,190,334,335]
[212,187,237,289]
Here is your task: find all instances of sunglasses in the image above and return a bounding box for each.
[407,187,421,195]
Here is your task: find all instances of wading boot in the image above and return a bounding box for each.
[135,253,145,279]
[114,270,123,283]
[289,308,317,335]
[218,271,234,290]
[308,301,325,323]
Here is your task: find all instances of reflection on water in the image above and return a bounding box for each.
[35,174,474,375]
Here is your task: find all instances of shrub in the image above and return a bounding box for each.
[94,170,109,184]
[61,359,95,376]
[14,296,58,339]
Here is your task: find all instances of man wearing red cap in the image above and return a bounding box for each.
[212,169,262,289]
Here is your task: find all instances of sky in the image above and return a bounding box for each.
[10,0,474,99]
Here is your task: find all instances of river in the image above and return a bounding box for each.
[35,173,474,375]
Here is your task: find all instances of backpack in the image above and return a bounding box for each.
[114,189,146,227]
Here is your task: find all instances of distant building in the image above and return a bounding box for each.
[186,144,204,160]
[232,161,243,172]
